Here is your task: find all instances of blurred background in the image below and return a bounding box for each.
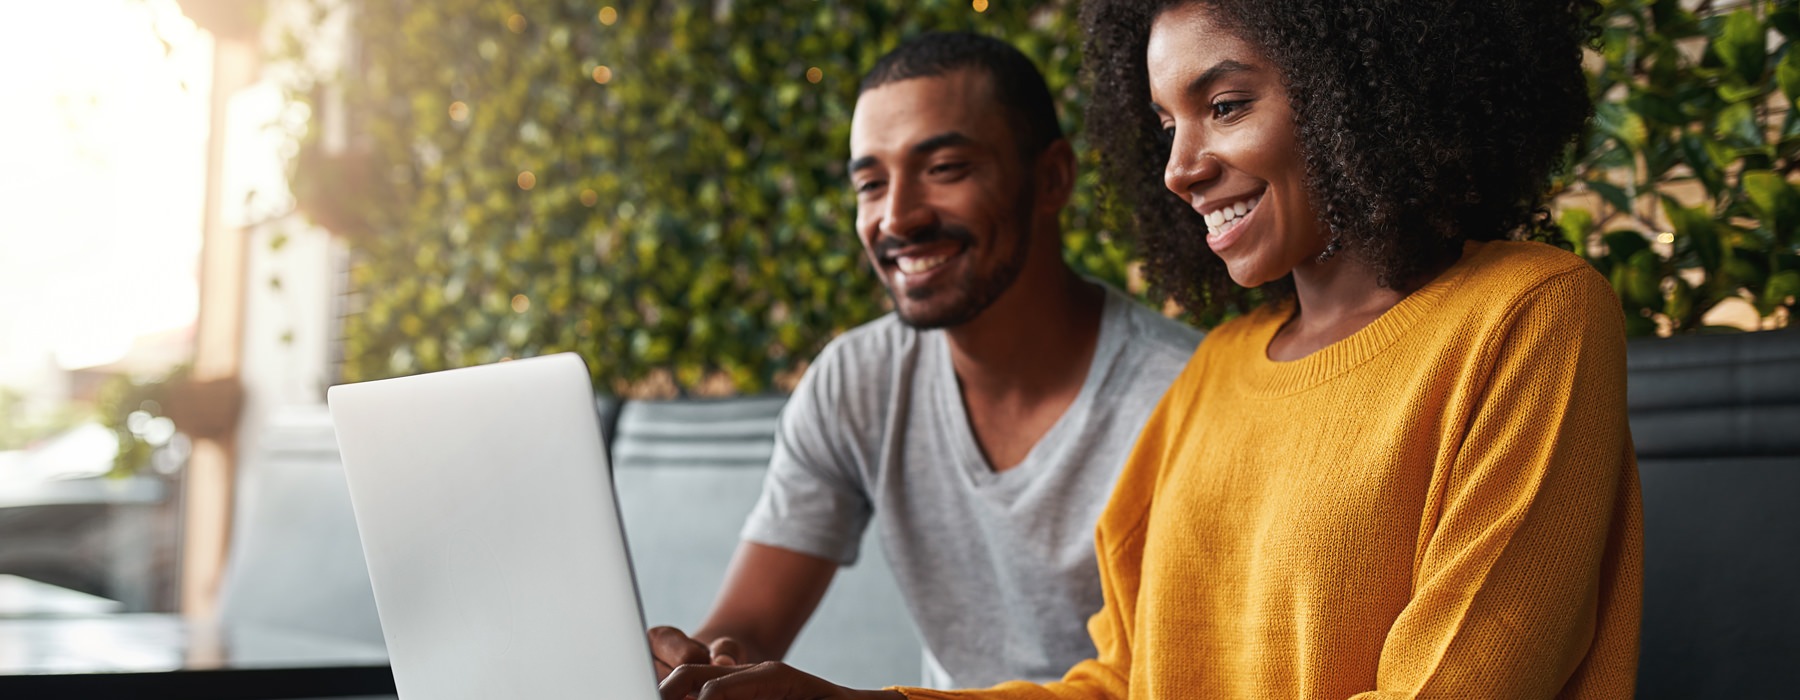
[0,0,1794,661]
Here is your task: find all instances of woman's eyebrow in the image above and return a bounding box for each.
[1185,59,1255,98]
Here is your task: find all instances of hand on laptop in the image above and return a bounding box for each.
[658,661,905,700]
[648,626,744,679]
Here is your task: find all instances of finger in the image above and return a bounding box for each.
[690,661,835,700]
[708,637,743,666]
[658,663,743,700]
[647,626,711,669]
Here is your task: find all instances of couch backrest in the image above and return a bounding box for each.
[217,407,386,647]
[1626,328,1800,698]
[609,397,923,688]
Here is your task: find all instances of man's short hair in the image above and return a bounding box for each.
[860,31,1064,157]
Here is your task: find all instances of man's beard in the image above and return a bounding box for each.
[883,191,1034,330]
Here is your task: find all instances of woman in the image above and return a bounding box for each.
[660,0,1641,697]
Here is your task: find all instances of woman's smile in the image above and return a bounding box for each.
[1198,191,1264,252]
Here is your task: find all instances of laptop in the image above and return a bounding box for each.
[327,353,660,699]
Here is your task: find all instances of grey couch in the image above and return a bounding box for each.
[232,327,1800,697]
[228,397,922,697]
[606,397,922,688]
[1626,328,1800,698]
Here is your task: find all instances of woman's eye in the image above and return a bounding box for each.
[1160,124,1176,142]
[1212,100,1251,120]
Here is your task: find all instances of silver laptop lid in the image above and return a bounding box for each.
[327,353,657,700]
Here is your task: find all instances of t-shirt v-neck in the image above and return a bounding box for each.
[929,289,1128,492]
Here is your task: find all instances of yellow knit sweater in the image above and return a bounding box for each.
[896,241,1642,699]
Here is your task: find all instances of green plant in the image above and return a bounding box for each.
[1561,0,1800,334]
[289,0,1800,397]
[291,0,1121,395]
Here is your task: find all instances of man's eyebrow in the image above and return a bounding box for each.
[911,131,975,156]
[848,131,977,174]
[1185,59,1255,98]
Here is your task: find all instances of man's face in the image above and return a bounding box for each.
[848,70,1035,330]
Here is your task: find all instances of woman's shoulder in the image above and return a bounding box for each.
[1197,303,1291,356]
[1443,239,1626,353]
[1441,240,1617,322]
[1458,240,1607,298]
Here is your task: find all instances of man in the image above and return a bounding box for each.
[649,32,1199,690]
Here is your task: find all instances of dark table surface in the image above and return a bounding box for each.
[0,613,395,699]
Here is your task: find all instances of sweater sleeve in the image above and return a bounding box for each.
[889,351,1201,700]
[1352,268,1642,699]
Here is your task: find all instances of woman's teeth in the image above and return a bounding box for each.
[1204,195,1262,232]
[896,253,953,274]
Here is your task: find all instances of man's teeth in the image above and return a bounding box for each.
[896,253,953,275]
[1204,195,1262,230]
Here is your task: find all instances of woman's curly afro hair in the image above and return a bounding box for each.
[1081,0,1601,317]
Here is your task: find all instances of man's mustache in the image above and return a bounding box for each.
[871,224,976,261]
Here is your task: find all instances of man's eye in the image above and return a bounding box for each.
[928,162,968,176]
[1212,100,1251,120]
[855,180,885,194]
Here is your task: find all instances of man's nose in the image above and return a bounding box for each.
[878,180,936,239]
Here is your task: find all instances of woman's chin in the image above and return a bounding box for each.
[1224,260,1274,289]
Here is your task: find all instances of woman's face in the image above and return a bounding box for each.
[1148,2,1328,288]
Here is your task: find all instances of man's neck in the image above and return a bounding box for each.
[944,264,1106,405]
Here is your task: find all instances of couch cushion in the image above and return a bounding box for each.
[217,407,386,647]
[1627,329,1800,459]
[1627,330,1800,698]
[609,398,922,688]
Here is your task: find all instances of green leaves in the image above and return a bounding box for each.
[1715,10,1768,86]
[1594,101,1649,151]
[295,0,1800,378]
[301,0,1120,395]
[1569,0,1800,335]
[1744,169,1800,245]
[1778,45,1800,105]
[1764,269,1800,314]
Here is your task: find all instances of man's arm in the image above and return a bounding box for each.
[649,541,838,678]
[696,541,840,662]
[648,331,874,679]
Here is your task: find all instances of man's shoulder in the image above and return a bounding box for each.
[788,312,927,421]
[1103,285,1203,366]
[811,312,921,371]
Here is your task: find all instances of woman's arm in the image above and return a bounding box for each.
[1355,269,1643,699]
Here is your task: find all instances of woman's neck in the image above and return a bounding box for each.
[1267,250,1457,362]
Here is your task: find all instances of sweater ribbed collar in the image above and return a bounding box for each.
[1230,240,1489,397]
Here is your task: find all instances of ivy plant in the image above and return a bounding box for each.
[1562,0,1800,334]
[286,0,1797,399]
[291,0,1121,395]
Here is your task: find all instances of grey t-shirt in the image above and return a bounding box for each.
[740,283,1201,689]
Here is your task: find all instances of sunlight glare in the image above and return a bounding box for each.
[0,0,210,377]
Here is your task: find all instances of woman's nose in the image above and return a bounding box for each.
[1163,133,1220,200]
